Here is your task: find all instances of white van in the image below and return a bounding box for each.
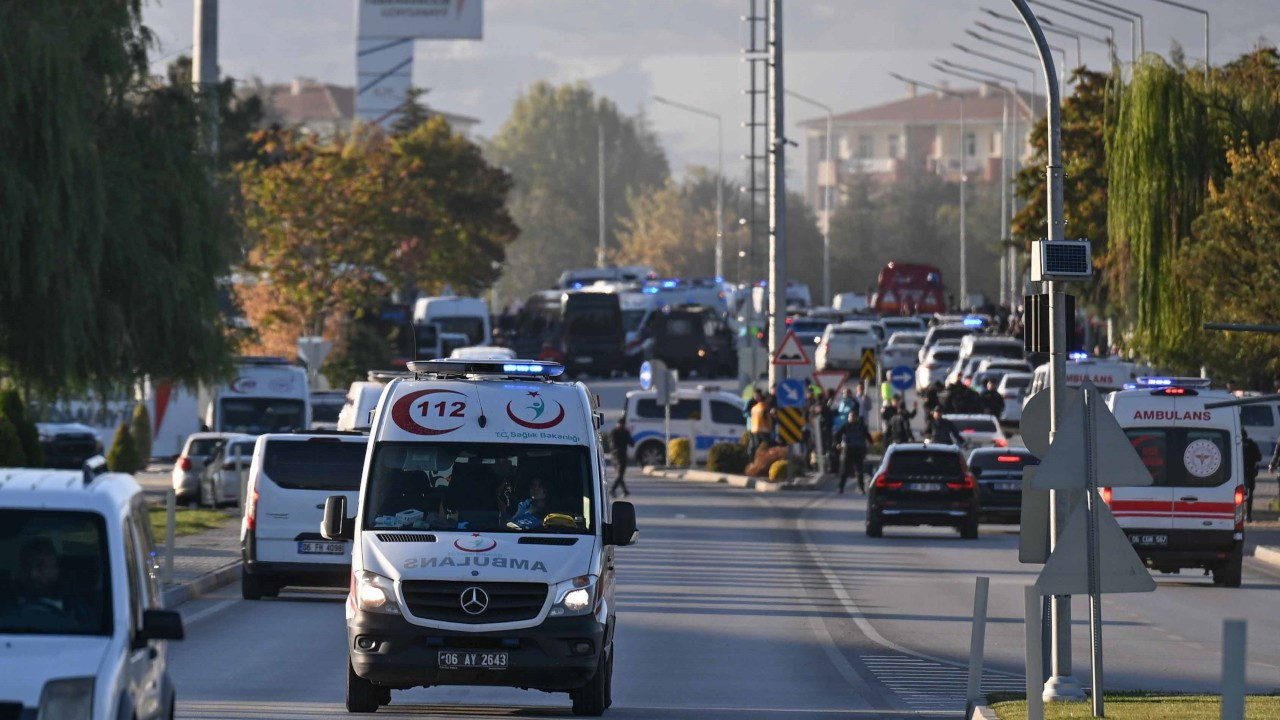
[1237,397,1280,468]
[624,387,746,466]
[320,359,637,715]
[413,296,491,347]
[240,433,369,599]
[1106,377,1246,587]
[201,357,310,434]
[0,460,184,719]
[955,335,1026,367]
[1027,358,1150,399]
[338,374,402,432]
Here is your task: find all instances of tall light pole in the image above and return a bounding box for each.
[976,21,1075,74]
[966,29,1067,89]
[786,90,833,305]
[1080,0,1143,54]
[597,123,607,269]
[954,43,1039,99]
[983,9,1103,70]
[652,96,725,281]
[1046,0,1139,63]
[192,0,219,158]
[1030,1,1124,63]
[766,0,786,390]
[889,73,967,305]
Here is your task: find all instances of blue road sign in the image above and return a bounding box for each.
[889,365,915,392]
[777,378,807,408]
[639,361,654,391]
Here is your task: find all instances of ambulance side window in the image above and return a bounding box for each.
[1240,405,1275,427]
[1126,429,1167,485]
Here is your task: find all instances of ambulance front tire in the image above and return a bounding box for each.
[1213,549,1243,588]
[346,661,380,713]
[570,644,611,716]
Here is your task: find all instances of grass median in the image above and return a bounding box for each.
[989,693,1280,719]
[148,506,234,539]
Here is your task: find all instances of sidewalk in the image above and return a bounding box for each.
[640,464,829,492]
[156,513,242,608]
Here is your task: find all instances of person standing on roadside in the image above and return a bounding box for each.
[1243,430,1261,522]
[837,412,873,494]
[608,417,634,498]
[980,379,1004,419]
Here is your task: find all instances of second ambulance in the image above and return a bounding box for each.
[1106,377,1245,587]
[321,359,637,716]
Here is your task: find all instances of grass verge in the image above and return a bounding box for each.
[148,506,233,539]
[988,692,1280,719]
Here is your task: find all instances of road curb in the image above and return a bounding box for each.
[970,705,999,719]
[162,560,240,609]
[1252,544,1280,569]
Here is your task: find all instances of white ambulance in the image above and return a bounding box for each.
[1105,377,1246,587]
[320,359,636,716]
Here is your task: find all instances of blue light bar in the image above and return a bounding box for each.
[1122,383,1138,390]
[642,287,660,294]
[1139,377,1173,386]
[503,363,545,374]
[572,282,583,289]
[962,316,984,327]
[1068,351,1090,361]
[1135,376,1212,388]
[407,359,565,378]
[661,280,678,288]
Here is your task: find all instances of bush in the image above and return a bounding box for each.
[106,423,139,474]
[668,437,691,467]
[768,458,792,482]
[739,430,752,447]
[129,403,152,471]
[707,442,749,474]
[0,389,41,466]
[746,445,789,477]
[0,417,24,466]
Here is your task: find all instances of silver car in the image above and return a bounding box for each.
[199,436,257,507]
[172,432,249,504]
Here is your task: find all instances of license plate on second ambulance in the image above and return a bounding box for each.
[297,541,346,555]
[439,651,508,669]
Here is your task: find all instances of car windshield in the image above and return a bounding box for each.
[362,442,594,534]
[311,402,342,424]
[887,451,963,477]
[1002,376,1031,390]
[932,349,959,362]
[220,398,306,434]
[263,440,367,491]
[972,342,1024,360]
[187,438,222,457]
[435,317,486,345]
[953,418,998,433]
[0,510,111,636]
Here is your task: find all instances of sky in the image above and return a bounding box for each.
[143,0,1279,182]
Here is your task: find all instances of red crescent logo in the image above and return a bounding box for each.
[506,400,566,429]
[391,389,467,436]
[453,534,497,553]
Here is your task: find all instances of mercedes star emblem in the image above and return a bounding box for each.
[460,586,489,615]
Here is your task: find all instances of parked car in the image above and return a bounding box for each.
[968,447,1039,523]
[916,345,960,391]
[199,436,257,507]
[867,443,979,538]
[816,322,879,372]
[883,331,926,369]
[172,431,249,505]
[997,372,1033,424]
[943,414,1007,448]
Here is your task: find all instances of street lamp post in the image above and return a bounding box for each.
[786,90,833,305]
[652,95,725,281]
[889,73,968,305]
[982,10,1109,70]
[976,21,1075,75]
[1030,1,1124,64]
[1047,0,1139,63]
[966,29,1067,89]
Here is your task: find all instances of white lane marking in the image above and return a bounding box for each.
[182,598,238,626]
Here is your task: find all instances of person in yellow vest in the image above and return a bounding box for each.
[880,370,894,405]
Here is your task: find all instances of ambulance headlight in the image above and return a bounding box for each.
[38,677,93,720]
[355,571,400,615]
[550,575,598,617]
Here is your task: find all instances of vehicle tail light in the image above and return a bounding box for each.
[1100,487,1112,506]
[178,457,192,471]
[874,473,902,489]
[993,438,1007,448]
[1235,485,1245,530]
[963,378,972,386]
[245,473,260,530]
[997,455,1021,463]
[948,473,976,490]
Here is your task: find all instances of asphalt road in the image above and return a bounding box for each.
[165,469,1280,719]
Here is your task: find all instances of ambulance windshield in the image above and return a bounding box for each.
[363,442,594,534]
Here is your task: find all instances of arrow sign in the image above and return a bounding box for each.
[813,370,849,395]
[1032,382,1153,491]
[772,330,811,366]
[777,378,807,408]
[889,365,914,391]
[1035,498,1156,595]
[639,361,654,391]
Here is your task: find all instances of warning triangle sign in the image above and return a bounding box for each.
[813,370,849,394]
[1035,498,1156,595]
[772,330,811,366]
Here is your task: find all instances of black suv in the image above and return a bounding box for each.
[968,447,1039,523]
[867,444,979,538]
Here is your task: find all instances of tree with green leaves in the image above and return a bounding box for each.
[391,87,434,136]
[106,423,138,474]
[487,82,669,303]
[129,403,152,471]
[0,390,42,467]
[615,168,746,278]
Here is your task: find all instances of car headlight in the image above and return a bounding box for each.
[38,677,93,720]
[354,571,400,615]
[550,575,598,617]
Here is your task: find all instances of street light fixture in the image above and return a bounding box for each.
[966,29,1066,88]
[888,72,970,305]
[1029,0,1125,63]
[652,95,725,281]
[975,20,1074,75]
[983,8,1110,69]
[785,89,834,305]
[1079,0,1143,54]
[1039,0,1139,63]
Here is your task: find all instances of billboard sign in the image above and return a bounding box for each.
[357,0,483,39]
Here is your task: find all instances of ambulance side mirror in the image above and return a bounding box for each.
[321,495,354,541]
[608,501,638,547]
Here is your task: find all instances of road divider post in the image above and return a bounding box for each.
[965,576,990,717]
[1023,585,1045,720]
[164,489,176,585]
[1221,619,1246,720]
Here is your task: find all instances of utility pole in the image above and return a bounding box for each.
[786,90,832,305]
[597,123,607,269]
[1010,0,1086,704]
[766,0,786,390]
[192,0,219,158]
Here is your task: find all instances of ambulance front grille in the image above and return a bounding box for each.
[401,580,548,624]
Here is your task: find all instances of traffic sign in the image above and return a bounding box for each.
[1030,382,1153,491]
[772,330,811,366]
[888,365,914,391]
[1018,466,1051,564]
[813,370,849,395]
[1020,388,1052,458]
[776,407,805,444]
[776,378,807,408]
[859,348,877,382]
[1035,498,1155,595]
[639,361,655,391]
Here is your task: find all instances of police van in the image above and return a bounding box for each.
[623,387,746,466]
[320,359,637,715]
[1105,377,1246,587]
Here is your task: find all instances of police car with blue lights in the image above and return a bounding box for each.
[1105,376,1246,587]
[319,360,637,715]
